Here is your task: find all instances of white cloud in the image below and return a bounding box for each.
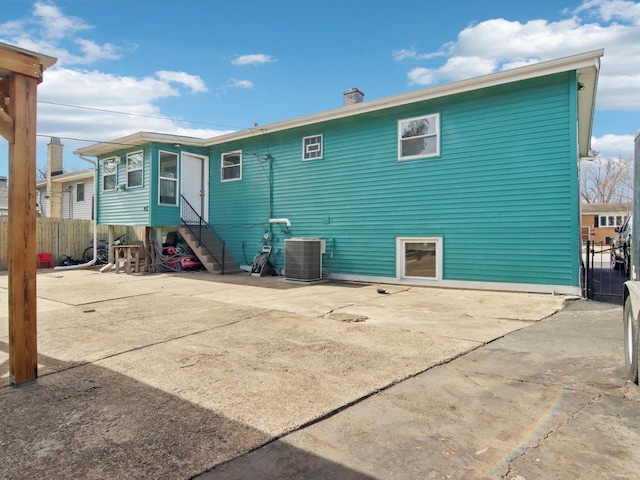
[32,1,92,40]
[591,133,636,158]
[231,54,276,66]
[155,71,208,94]
[35,68,226,157]
[394,0,640,111]
[573,0,640,22]
[215,78,256,98]
[71,38,120,64]
[0,0,218,162]
[226,79,255,89]
[392,48,444,62]
[0,1,116,65]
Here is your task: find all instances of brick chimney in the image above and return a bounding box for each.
[343,87,364,106]
[46,137,63,218]
[48,137,64,176]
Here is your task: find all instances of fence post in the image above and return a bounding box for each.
[585,240,591,299]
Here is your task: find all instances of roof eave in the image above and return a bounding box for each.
[74,131,208,157]
[203,49,605,147]
[577,57,601,159]
[74,49,604,156]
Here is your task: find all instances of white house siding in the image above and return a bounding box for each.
[61,180,94,219]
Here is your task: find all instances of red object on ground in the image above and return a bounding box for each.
[37,252,55,268]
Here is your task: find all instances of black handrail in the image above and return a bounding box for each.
[180,195,225,274]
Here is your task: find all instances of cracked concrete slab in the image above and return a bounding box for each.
[2,269,626,480]
[199,301,640,480]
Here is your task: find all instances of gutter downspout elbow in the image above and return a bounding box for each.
[269,218,291,227]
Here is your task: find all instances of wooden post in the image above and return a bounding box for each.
[7,73,39,386]
[0,42,56,387]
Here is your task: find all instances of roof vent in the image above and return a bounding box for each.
[343,87,364,106]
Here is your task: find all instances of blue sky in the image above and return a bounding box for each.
[1,0,639,177]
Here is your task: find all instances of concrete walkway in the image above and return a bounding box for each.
[0,270,637,479]
[199,300,640,479]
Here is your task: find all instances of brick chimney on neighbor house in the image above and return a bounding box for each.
[343,87,364,106]
[46,137,64,218]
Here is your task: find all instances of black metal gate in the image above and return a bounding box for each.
[583,240,626,304]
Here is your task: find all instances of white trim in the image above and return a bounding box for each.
[102,156,118,191]
[181,152,210,220]
[328,272,581,296]
[158,150,179,206]
[75,50,603,158]
[396,237,443,280]
[76,131,208,157]
[221,150,243,182]
[598,214,628,228]
[126,150,144,189]
[397,113,440,161]
[303,134,323,161]
[75,182,85,203]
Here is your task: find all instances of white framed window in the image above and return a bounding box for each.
[76,183,85,202]
[221,151,242,182]
[398,113,440,160]
[102,157,118,191]
[396,237,443,280]
[127,150,144,188]
[159,151,179,205]
[598,215,628,227]
[303,134,323,160]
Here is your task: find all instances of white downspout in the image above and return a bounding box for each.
[54,154,99,271]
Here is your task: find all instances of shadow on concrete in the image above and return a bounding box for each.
[0,342,376,480]
[171,271,372,290]
[197,439,378,480]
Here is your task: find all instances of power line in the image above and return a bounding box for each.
[34,133,155,147]
[37,100,245,130]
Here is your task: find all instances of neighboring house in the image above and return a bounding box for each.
[76,50,603,295]
[36,137,94,219]
[0,176,7,216]
[581,203,632,244]
[36,169,94,219]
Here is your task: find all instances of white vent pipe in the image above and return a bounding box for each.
[269,218,291,227]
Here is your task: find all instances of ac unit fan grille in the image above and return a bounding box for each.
[285,239,322,281]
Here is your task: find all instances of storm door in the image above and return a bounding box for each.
[180,153,209,221]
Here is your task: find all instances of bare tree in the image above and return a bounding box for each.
[36,166,48,181]
[580,155,633,204]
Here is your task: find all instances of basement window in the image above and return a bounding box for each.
[127,151,144,188]
[396,237,442,280]
[303,134,323,160]
[398,113,440,160]
[221,151,242,182]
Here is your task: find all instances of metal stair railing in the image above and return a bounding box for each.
[180,195,225,274]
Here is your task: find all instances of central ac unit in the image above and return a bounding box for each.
[284,238,323,282]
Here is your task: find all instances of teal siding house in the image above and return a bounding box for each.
[75,50,603,295]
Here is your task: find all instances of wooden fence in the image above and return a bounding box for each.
[0,217,143,270]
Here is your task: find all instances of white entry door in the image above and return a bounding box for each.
[180,153,209,220]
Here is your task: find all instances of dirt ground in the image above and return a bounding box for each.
[0,269,596,479]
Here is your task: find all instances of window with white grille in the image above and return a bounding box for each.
[303,134,323,161]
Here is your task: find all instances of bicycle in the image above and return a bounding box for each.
[62,254,82,266]
[82,234,127,265]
